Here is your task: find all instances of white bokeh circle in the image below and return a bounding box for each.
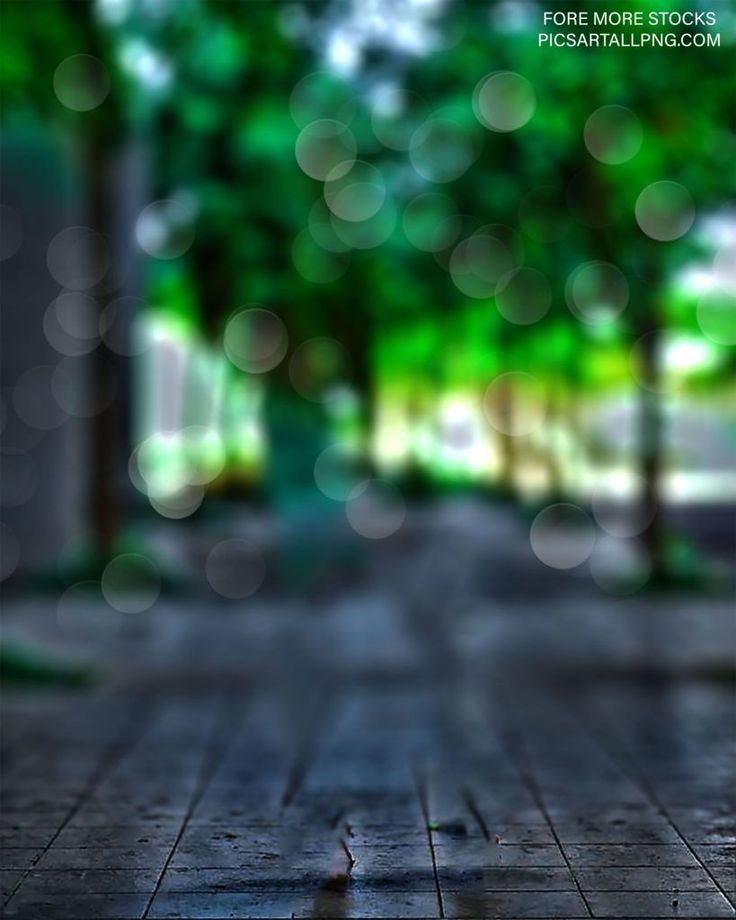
[295,119,356,181]
[483,372,546,437]
[314,443,370,501]
[345,479,405,540]
[589,536,652,595]
[224,307,288,374]
[566,261,630,325]
[495,267,551,325]
[101,553,161,614]
[473,71,536,132]
[136,199,195,259]
[53,54,110,112]
[530,503,596,570]
[584,105,643,165]
[47,227,110,290]
[635,181,695,242]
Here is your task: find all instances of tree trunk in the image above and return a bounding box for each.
[85,132,119,562]
[495,378,516,497]
[637,317,666,580]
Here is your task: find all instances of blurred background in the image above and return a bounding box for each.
[0,0,735,754]
[1,1,735,915]
[2,0,735,612]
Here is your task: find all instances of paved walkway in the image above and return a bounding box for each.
[1,501,734,918]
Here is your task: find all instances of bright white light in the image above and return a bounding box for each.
[394,20,427,53]
[700,211,736,248]
[676,266,718,295]
[326,31,361,75]
[317,0,445,78]
[96,0,130,25]
[665,337,718,374]
[119,39,173,93]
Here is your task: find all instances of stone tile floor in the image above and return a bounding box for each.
[1,501,734,917]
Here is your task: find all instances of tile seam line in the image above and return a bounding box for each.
[413,765,446,919]
[483,684,595,919]
[563,693,736,914]
[140,693,246,920]
[2,691,152,912]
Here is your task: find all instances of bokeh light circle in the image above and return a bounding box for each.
[584,105,643,165]
[101,553,161,614]
[495,267,551,325]
[589,536,651,595]
[696,289,736,346]
[180,426,226,485]
[136,199,195,259]
[482,371,546,436]
[473,71,536,132]
[149,485,205,520]
[530,503,596,570]
[591,477,656,539]
[205,538,265,599]
[566,261,630,325]
[99,297,150,356]
[43,293,100,357]
[53,54,110,112]
[54,291,100,340]
[635,181,695,241]
[47,226,110,290]
[324,160,385,223]
[345,479,405,540]
[409,114,481,184]
[330,198,397,250]
[314,443,370,501]
[224,307,288,374]
[295,119,356,181]
[289,338,351,402]
[449,233,515,299]
[130,432,188,499]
